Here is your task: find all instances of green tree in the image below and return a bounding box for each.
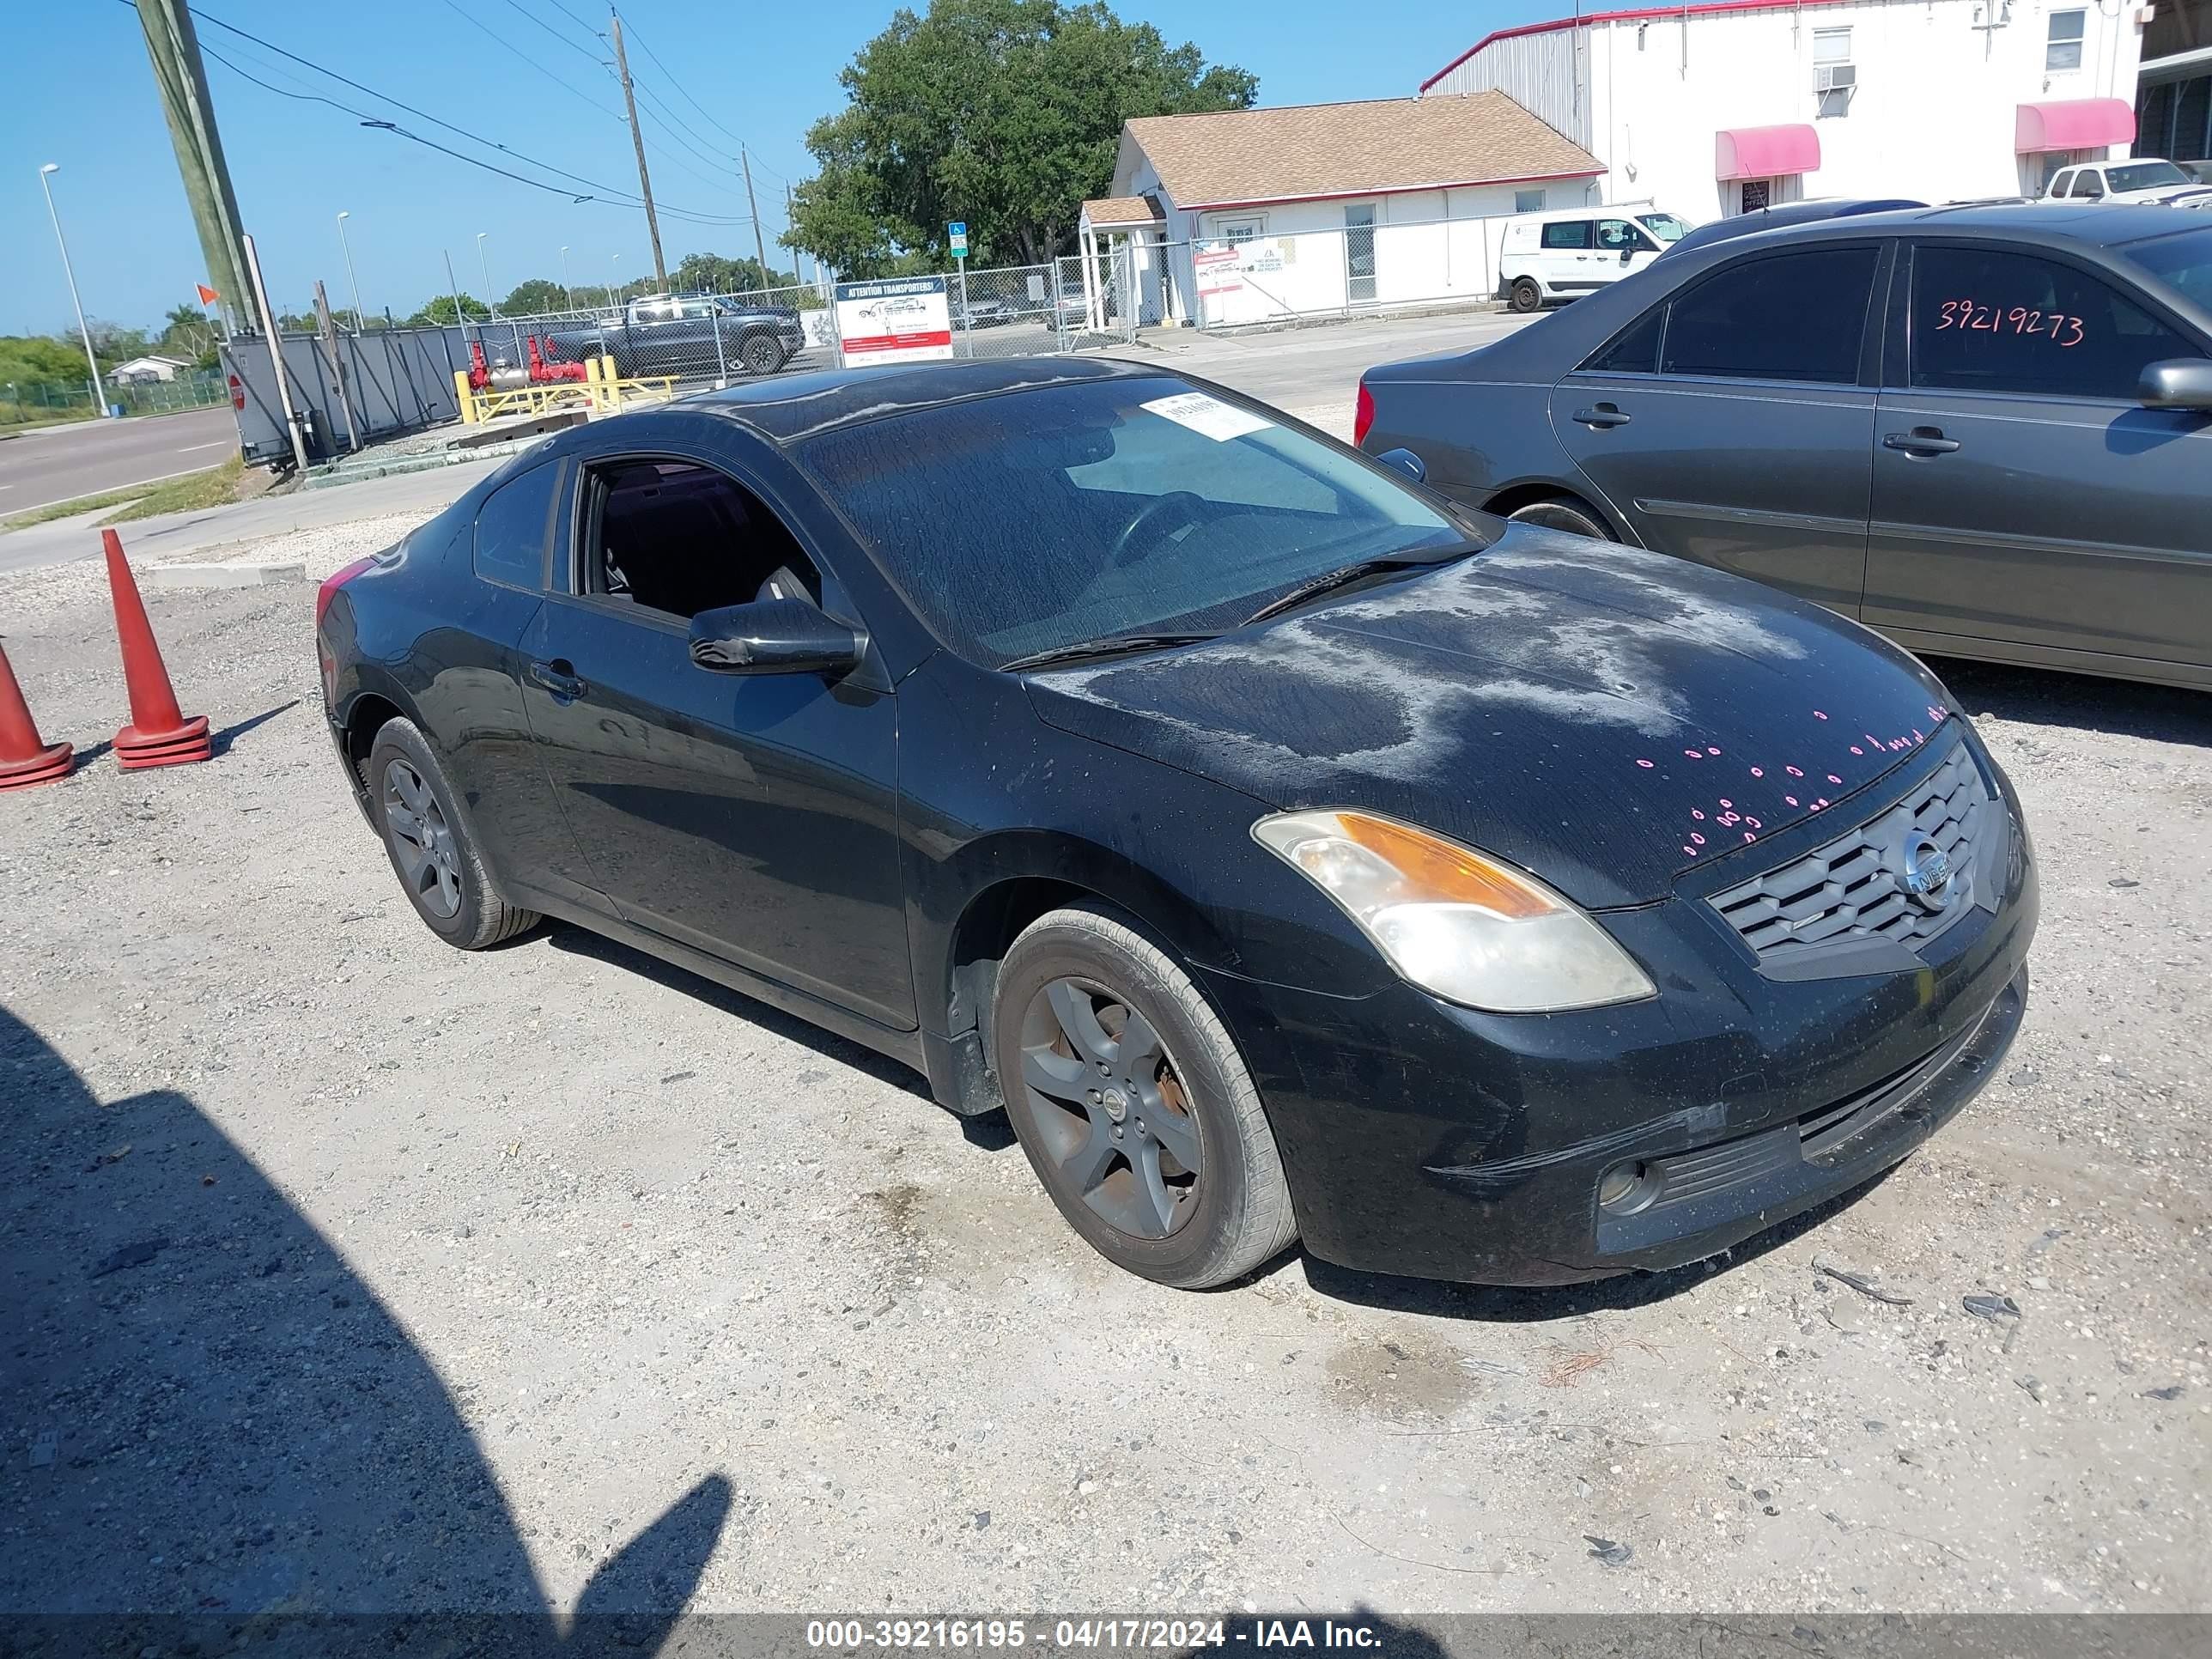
[787,0,1255,276]
[672,252,795,295]
[406,294,492,325]
[500,278,574,315]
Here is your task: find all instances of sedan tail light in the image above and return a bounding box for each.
[1352,380,1375,448]
[316,556,376,629]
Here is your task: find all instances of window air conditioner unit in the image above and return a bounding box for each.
[1814,64,1857,92]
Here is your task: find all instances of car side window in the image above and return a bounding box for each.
[2070,172,2105,200]
[1540,221,1594,251]
[473,461,561,590]
[1583,303,1665,374]
[1909,244,2203,400]
[1658,246,1881,384]
[576,456,820,620]
[2049,168,2073,197]
[1595,218,1651,253]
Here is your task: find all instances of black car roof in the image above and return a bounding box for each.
[684,354,1164,443]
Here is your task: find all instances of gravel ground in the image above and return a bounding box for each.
[1,562,2206,1621]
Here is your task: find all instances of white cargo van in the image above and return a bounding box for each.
[1497,208,1692,313]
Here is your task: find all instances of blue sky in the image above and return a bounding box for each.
[1,0,1523,337]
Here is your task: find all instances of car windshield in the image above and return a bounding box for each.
[2122,227,2212,310]
[2106,161,2191,192]
[1637,212,1691,243]
[799,374,1470,667]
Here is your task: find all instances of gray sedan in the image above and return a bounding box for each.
[1358,203,2212,691]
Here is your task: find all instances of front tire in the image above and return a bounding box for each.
[738,333,785,376]
[1509,277,1544,313]
[992,905,1297,1288]
[367,717,538,951]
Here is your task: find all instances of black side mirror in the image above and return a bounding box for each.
[1373,446,1426,483]
[688,597,866,677]
[2136,358,2212,411]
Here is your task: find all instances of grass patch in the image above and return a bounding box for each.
[0,455,246,533]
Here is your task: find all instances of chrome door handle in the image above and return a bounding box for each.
[1883,429,1961,456]
[1573,405,1632,429]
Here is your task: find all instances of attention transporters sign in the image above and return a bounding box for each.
[836,276,954,368]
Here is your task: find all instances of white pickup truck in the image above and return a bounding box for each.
[2041,159,2212,206]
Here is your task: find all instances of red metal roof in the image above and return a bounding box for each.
[1420,1,1875,94]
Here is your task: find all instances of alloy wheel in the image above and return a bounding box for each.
[381,757,464,919]
[1017,977,1202,1240]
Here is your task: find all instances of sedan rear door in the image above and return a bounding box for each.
[1545,240,1888,616]
[1863,238,2212,676]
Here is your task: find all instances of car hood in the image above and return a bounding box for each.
[1024,530,1956,908]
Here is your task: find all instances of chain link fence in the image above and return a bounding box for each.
[3,369,228,427]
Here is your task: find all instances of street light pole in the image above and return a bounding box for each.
[337,210,364,333]
[606,253,621,311]
[560,245,573,311]
[477,231,496,319]
[38,164,107,417]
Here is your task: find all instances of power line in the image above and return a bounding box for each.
[620,15,791,183]
[536,0,605,48]
[162,2,754,225]
[438,0,624,121]
[497,0,604,67]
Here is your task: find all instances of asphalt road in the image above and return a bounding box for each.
[0,404,238,514]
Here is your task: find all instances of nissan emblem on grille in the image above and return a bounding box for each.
[1705,736,2004,979]
[1901,836,1955,909]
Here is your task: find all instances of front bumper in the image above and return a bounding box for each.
[1198,737,2038,1285]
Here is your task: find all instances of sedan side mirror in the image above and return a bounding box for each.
[2136,358,2212,411]
[688,597,866,677]
[1373,447,1426,483]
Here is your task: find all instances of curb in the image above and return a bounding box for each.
[142,561,307,590]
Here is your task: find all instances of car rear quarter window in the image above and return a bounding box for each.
[1659,246,1880,385]
[473,461,561,590]
[1583,304,1665,374]
[1909,244,2203,400]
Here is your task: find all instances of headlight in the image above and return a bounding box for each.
[1252,810,1656,1013]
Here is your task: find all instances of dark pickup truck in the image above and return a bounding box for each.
[545,293,806,380]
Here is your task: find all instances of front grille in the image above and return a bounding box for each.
[1709,740,1994,974]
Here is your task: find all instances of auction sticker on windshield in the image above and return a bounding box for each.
[1141,391,1272,441]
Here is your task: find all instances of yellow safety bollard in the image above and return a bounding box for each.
[453,368,477,425]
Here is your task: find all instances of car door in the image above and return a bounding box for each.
[1862,239,2212,673]
[1539,218,1599,294]
[514,435,915,1030]
[1545,240,1888,615]
[1595,216,1662,285]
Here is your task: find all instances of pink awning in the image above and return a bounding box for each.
[1715,125,1820,182]
[2015,98,2136,154]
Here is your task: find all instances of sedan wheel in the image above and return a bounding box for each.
[382,757,463,920]
[1509,277,1544,313]
[994,904,1297,1287]
[1508,497,1614,540]
[366,716,538,951]
[1019,978,1203,1241]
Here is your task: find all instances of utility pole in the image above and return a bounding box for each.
[609,9,667,289]
[743,148,769,282]
[784,179,805,289]
[134,0,251,331]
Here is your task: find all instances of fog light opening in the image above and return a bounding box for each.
[1598,1160,1657,1215]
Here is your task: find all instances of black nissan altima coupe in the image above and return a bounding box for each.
[315,356,2037,1290]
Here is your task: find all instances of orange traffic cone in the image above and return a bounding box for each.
[101,528,210,770]
[0,641,74,791]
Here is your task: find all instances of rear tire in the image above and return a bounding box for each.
[1505,494,1615,540]
[366,717,538,951]
[738,333,785,376]
[1509,277,1544,313]
[993,904,1297,1289]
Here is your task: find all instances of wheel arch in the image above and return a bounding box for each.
[916,837,1245,1119]
[1480,479,1633,541]
[337,678,419,799]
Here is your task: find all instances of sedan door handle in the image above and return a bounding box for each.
[528,658,586,701]
[1572,404,1632,429]
[1883,428,1961,456]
